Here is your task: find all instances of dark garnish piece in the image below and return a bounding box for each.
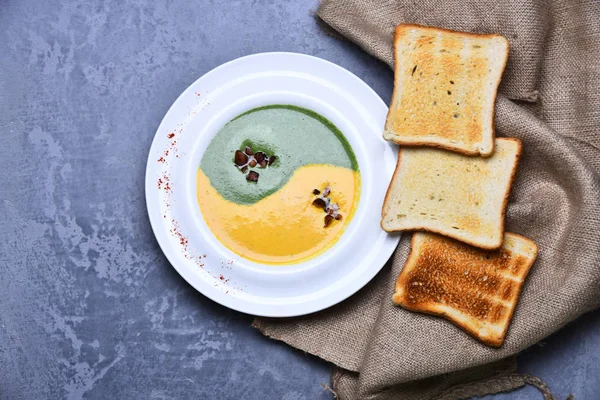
[255,152,266,163]
[259,160,267,168]
[268,155,277,166]
[324,215,334,227]
[241,166,248,173]
[235,150,248,166]
[244,146,253,156]
[249,159,257,168]
[313,185,343,226]
[411,65,417,76]
[312,198,327,209]
[246,171,259,182]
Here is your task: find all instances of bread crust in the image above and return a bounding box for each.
[384,24,510,157]
[494,137,522,248]
[393,232,538,347]
[381,138,522,250]
[380,145,404,230]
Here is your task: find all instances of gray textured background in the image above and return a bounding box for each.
[1,1,598,399]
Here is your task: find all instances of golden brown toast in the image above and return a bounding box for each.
[381,138,522,250]
[384,24,509,157]
[393,232,538,347]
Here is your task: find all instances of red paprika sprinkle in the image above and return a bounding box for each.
[168,133,175,139]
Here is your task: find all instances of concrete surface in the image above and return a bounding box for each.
[0,0,598,399]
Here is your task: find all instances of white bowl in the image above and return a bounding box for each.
[145,52,400,317]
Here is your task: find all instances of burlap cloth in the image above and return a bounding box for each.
[253,1,600,398]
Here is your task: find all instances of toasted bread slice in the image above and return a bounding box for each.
[381,138,521,250]
[393,232,537,347]
[383,24,509,157]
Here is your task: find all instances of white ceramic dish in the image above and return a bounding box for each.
[145,52,400,317]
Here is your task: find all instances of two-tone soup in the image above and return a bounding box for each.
[196,105,360,265]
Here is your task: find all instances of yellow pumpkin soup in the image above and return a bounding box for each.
[197,164,360,264]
